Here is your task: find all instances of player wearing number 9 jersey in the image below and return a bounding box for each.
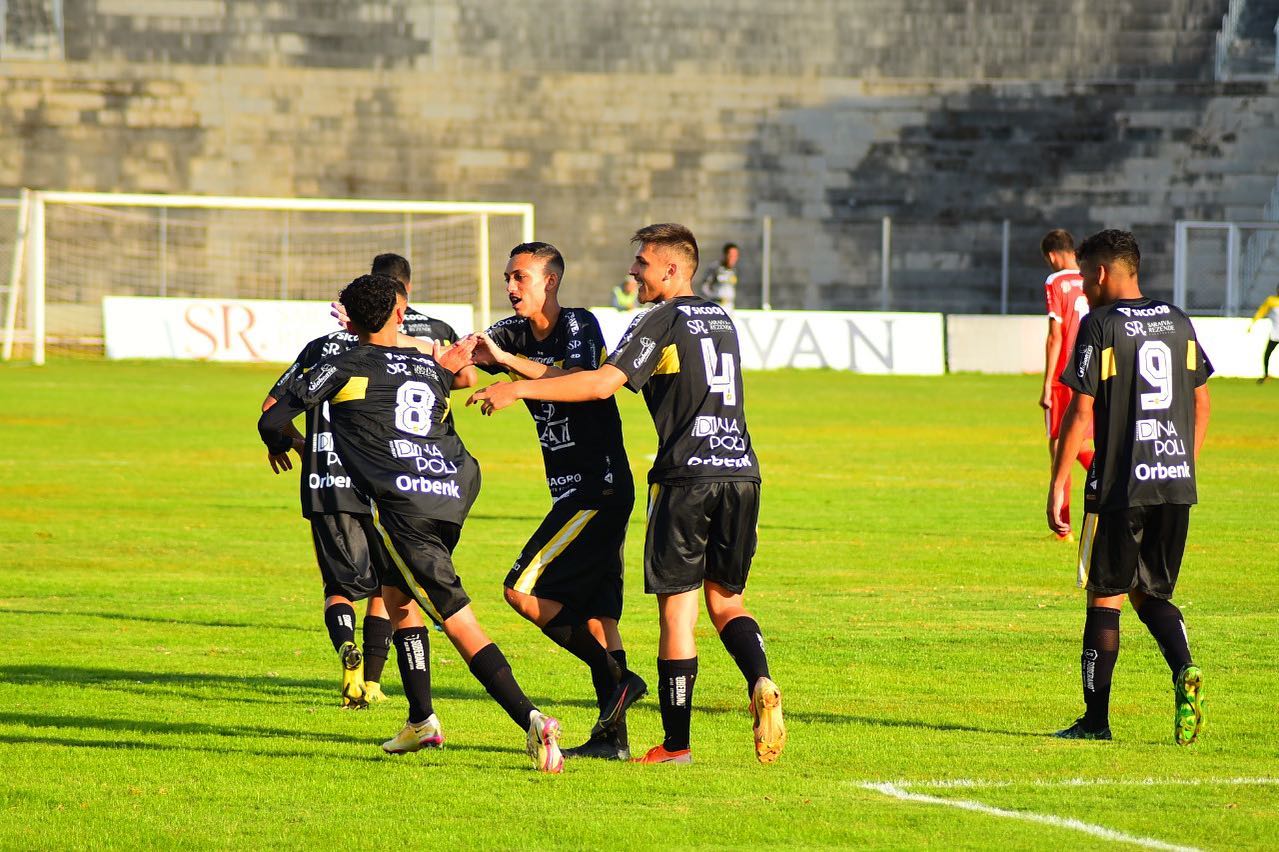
[260,274,565,772]
[468,224,785,767]
[1047,230,1211,746]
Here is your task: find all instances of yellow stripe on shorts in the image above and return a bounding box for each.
[371,502,445,625]
[512,509,598,595]
[647,483,660,520]
[1077,512,1099,589]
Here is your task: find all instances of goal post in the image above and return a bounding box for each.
[2,191,535,365]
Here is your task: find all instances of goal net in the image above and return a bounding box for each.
[2,191,534,363]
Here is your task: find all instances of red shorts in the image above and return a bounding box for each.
[1048,383,1093,440]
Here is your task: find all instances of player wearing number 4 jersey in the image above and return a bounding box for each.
[471,224,784,766]
[1047,230,1211,745]
[260,274,564,772]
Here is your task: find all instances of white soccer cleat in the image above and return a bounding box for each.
[381,714,445,754]
[751,676,786,764]
[526,711,564,774]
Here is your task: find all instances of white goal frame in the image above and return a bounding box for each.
[2,190,536,365]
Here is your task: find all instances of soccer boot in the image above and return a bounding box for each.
[632,744,692,765]
[526,711,564,774]
[750,676,787,764]
[1053,716,1112,740]
[363,681,388,704]
[562,719,630,761]
[1174,665,1204,746]
[381,714,445,754]
[592,672,648,737]
[339,642,368,709]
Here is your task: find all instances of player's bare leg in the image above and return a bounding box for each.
[322,593,368,708]
[378,586,443,753]
[706,582,785,764]
[440,603,563,772]
[360,593,392,702]
[503,588,640,758]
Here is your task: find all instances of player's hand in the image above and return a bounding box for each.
[467,381,521,415]
[433,336,477,374]
[468,332,507,368]
[1046,484,1070,536]
[330,300,353,332]
[268,451,294,474]
[1038,385,1052,410]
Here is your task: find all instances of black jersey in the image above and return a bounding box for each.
[269,330,369,518]
[1063,298,1212,512]
[607,296,760,485]
[482,308,632,503]
[260,344,480,526]
[401,307,459,346]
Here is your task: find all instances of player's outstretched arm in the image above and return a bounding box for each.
[259,394,305,472]
[258,393,308,462]
[468,332,574,381]
[1047,392,1094,535]
[467,364,628,414]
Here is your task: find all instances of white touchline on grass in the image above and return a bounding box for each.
[859,782,1200,852]
[880,776,1279,791]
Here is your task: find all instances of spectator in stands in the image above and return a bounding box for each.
[612,274,640,311]
[1248,285,1279,384]
[699,243,740,310]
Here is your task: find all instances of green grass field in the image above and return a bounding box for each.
[1,361,1277,849]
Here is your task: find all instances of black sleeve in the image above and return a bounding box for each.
[1186,321,1214,386]
[478,320,518,376]
[268,341,313,398]
[257,392,306,454]
[1061,312,1101,397]
[606,307,671,391]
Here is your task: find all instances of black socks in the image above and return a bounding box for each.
[1081,606,1120,731]
[541,609,622,710]
[718,616,771,693]
[657,657,698,752]
[394,627,433,724]
[1136,597,1193,679]
[362,614,394,684]
[323,603,356,653]
[469,643,537,729]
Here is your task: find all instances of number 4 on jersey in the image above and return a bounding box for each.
[700,337,737,406]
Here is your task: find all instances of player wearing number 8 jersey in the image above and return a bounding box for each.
[469,224,784,766]
[1047,230,1212,746]
[260,274,565,772]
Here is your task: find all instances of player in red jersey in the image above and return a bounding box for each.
[1038,229,1095,541]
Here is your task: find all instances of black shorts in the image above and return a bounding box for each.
[309,512,389,601]
[370,505,471,625]
[504,498,633,620]
[1077,504,1191,599]
[644,480,759,595]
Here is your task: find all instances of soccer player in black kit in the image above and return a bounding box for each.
[1048,230,1211,745]
[469,242,645,760]
[471,224,785,765]
[260,274,565,772]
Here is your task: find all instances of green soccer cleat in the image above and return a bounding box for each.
[381,714,444,754]
[339,641,368,709]
[1175,665,1204,746]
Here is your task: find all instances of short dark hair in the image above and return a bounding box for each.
[371,253,412,286]
[1077,229,1141,276]
[1040,229,1075,257]
[339,274,399,334]
[723,242,739,255]
[508,241,565,280]
[632,223,699,276]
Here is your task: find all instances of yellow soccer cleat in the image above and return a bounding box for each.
[339,641,368,709]
[381,714,444,754]
[363,681,388,703]
[750,676,786,764]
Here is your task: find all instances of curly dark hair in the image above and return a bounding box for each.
[339,274,399,334]
[1077,229,1141,275]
